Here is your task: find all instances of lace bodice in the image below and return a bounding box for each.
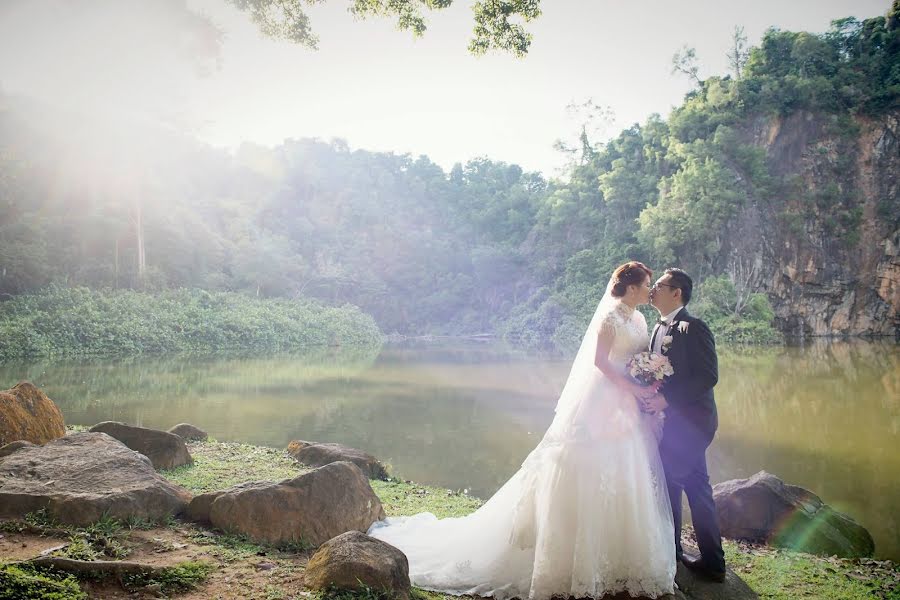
[598,301,650,367]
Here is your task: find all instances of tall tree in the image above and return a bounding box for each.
[726,25,750,79]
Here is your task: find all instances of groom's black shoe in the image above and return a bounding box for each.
[682,553,726,583]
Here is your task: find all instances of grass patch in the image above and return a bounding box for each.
[181,526,314,562]
[724,541,899,599]
[17,510,131,561]
[162,441,307,494]
[0,563,86,600]
[161,440,482,520]
[312,583,454,600]
[120,560,215,595]
[370,479,483,519]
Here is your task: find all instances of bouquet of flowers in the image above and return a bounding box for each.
[627,351,674,386]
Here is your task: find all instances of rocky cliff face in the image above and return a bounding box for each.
[744,111,899,338]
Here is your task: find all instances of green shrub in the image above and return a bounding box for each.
[692,276,782,344]
[0,564,85,600]
[0,286,382,359]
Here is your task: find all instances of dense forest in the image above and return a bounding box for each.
[1,8,898,354]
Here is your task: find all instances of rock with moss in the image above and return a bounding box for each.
[0,382,66,446]
[287,440,388,480]
[167,423,208,442]
[89,421,193,470]
[0,432,192,526]
[188,461,385,546]
[713,471,874,558]
[305,531,410,599]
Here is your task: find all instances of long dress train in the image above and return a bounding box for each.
[368,300,676,599]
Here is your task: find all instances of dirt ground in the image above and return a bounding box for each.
[0,525,312,599]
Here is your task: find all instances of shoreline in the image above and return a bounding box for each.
[1,436,897,599]
[165,439,900,600]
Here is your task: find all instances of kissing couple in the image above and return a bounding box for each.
[369,261,726,598]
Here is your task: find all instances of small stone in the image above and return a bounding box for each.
[287,440,388,480]
[167,423,208,442]
[89,422,193,470]
[305,531,410,599]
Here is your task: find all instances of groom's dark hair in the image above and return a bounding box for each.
[664,268,693,305]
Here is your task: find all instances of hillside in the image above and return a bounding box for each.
[1,7,897,345]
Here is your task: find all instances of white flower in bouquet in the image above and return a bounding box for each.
[627,351,674,386]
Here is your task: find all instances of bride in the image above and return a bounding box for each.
[368,261,676,599]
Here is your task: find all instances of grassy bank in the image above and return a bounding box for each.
[1,438,896,599]
[164,440,897,600]
[0,286,382,359]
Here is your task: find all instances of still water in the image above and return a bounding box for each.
[2,340,898,559]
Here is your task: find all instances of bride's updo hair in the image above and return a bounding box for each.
[610,261,652,298]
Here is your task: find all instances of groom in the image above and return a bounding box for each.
[643,268,726,582]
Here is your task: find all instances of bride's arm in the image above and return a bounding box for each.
[594,323,651,399]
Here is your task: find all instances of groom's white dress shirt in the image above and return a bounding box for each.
[652,307,683,354]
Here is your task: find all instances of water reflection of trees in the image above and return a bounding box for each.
[0,344,562,500]
[0,345,382,413]
[3,340,897,558]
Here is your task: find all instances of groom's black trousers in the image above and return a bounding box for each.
[660,430,726,573]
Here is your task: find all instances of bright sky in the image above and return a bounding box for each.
[0,0,891,176]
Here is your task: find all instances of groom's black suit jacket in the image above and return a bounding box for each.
[654,307,719,444]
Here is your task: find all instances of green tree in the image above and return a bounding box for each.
[227,0,542,56]
[672,45,702,87]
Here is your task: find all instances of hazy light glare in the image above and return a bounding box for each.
[0,0,891,176]
[0,0,208,129]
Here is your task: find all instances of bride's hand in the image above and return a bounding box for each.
[629,382,655,399]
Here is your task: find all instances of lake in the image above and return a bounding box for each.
[2,340,898,559]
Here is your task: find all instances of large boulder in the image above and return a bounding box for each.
[713,471,874,558]
[188,461,386,546]
[0,432,192,526]
[89,421,192,470]
[0,382,66,446]
[305,531,410,599]
[287,440,388,480]
[167,423,208,442]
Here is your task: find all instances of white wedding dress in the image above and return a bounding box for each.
[368,291,676,599]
